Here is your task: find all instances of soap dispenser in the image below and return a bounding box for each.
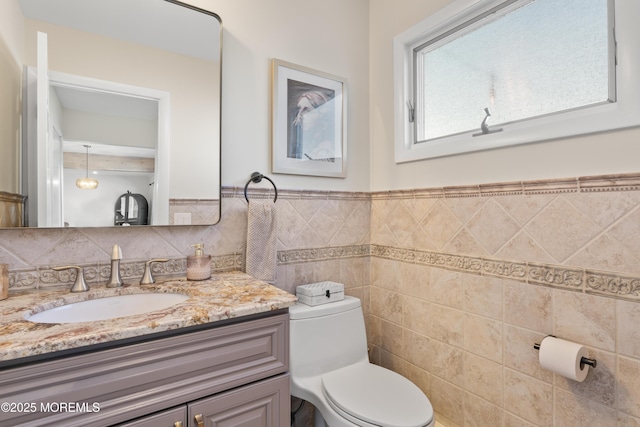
[187,243,211,281]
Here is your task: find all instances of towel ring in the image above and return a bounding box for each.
[244,172,278,203]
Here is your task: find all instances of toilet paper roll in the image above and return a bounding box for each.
[538,336,589,382]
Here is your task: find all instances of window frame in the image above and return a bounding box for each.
[393,0,638,163]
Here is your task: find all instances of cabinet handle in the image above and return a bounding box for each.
[173,422,183,427]
[194,414,204,427]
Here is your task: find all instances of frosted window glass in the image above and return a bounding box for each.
[415,0,611,142]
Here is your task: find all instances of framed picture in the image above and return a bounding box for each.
[271,59,347,178]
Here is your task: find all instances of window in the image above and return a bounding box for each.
[394,0,640,162]
[415,0,612,142]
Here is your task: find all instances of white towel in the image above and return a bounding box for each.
[246,199,278,284]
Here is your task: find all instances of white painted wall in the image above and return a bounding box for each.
[186,0,371,192]
[62,109,157,150]
[0,0,24,65]
[369,0,640,191]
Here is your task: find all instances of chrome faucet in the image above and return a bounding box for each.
[140,259,169,285]
[106,244,123,288]
[53,266,90,293]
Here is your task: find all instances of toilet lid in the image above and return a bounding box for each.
[321,363,433,427]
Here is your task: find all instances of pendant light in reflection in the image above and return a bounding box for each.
[75,144,99,190]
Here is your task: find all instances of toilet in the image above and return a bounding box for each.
[289,296,434,427]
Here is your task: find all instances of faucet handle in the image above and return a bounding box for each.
[140,259,169,285]
[53,266,90,293]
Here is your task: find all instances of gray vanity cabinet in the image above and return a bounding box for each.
[0,311,290,427]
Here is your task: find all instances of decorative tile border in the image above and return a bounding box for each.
[585,270,640,299]
[528,262,583,289]
[226,172,640,202]
[368,244,640,302]
[8,255,241,291]
[578,174,640,192]
[168,198,218,206]
[8,268,39,291]
[277,245,370,264]
[481,258,527,280]
[479,181,524,197]
[280,246,640,303]
[9,242,640,303]
[417,250,484,274]
[522,177,579,195]
[222,186,369,201]
[443,185,483,198]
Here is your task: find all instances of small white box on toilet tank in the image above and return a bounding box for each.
[296,281,344,306]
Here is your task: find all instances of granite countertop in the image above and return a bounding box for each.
[0,271,297,363]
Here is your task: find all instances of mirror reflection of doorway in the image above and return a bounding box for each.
[24,65,170,227]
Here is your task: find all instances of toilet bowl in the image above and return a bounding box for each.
[289,296,434,427]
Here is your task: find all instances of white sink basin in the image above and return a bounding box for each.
[26,293,189,324]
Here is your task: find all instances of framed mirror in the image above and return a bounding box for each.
[0,0,221,228]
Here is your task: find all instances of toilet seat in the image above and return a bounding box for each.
[321,363,434,427]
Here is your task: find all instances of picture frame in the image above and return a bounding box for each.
[271,59,347,178]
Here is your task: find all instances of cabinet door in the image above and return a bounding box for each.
[189,374,289,427]
[115,406,186,427]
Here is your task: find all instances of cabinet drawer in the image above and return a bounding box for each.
[0,312,289,427]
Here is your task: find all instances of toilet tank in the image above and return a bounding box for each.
[289,296,369,378]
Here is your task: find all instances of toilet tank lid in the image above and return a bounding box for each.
[289,295,360,320]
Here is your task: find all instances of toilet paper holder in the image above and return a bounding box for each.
[534,336,597,369]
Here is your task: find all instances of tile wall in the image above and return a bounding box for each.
[369,173,640,427]
[168,199,220,225]
[224,186,372,303]
[2,173,640,426]
[1,186,371,300]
